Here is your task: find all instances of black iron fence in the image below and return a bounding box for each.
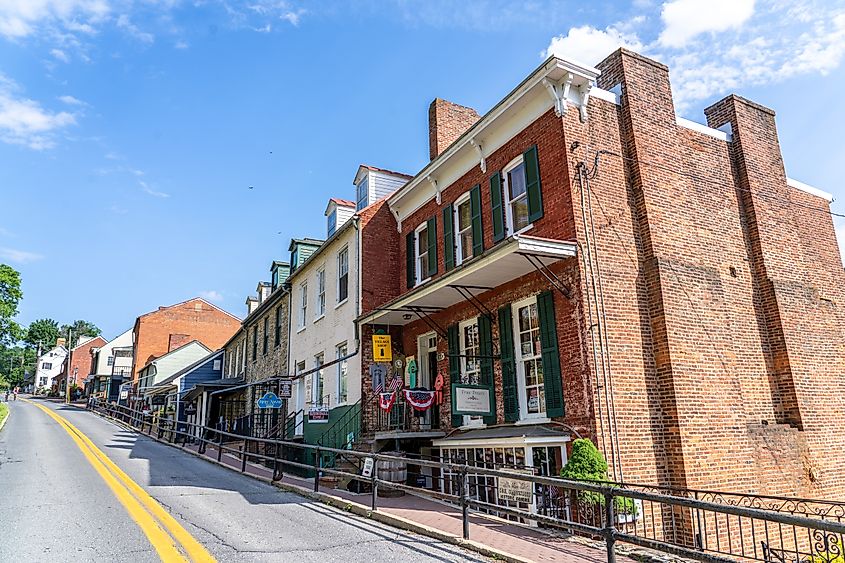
[88,399,845,563]
[372,400,441,433]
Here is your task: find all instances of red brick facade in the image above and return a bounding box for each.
[131,298,241,384]
[64,336,107,388]
[428,98,480,160]
[358,48,845,502]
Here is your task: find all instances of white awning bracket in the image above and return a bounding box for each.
[391,207,402,233]
[577,80,594,123]
[427,175,441,205]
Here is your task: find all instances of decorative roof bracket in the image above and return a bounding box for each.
[470,138,487,174]
[427,175,441,205]
[543,73,573,118]
[577,80,594,123]
[391,206,402,233]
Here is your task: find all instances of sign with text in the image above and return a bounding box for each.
[372,334,392,362]
[308,406,329,423]
[256,392,283,409]
[452,385,493,416]
[361,457,374,478]
[277,379,292,399]
[497,470,533,503]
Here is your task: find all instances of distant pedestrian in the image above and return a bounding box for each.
[13,386,19,400]
[3,389,8,402]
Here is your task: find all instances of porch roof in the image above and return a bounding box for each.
[182,379,244,402]
[358,234,577,327]
[433,423,571,448]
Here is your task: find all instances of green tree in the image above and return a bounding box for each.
[24,318,60,350]
[0,264,23,347]
[59,320,102,348]
[561,438,637,517]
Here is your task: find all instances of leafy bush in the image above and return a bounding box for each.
[561,438,637,518]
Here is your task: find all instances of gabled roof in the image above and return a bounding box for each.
[288,238,324,252]
[329,197,355,207]
[71,335,107,352]
[152,349,224,388]
[135,297,241,324]
[357,164,413,180]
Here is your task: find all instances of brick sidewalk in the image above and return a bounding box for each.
[173,439,621,563]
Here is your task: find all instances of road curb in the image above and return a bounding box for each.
[90,409,536,563]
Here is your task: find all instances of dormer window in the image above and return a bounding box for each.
[356,177,369,211]
[291,247,299,270]
[327,209,337,237]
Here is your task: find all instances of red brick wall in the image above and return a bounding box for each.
[359,198,402,314]
[67,336,107,388]
[131,298,241,382]
[429,99,480,160]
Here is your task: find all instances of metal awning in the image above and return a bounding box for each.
[143,383,176,397]
[358,234,577,327]
[433,424,571,448]
[182,379,244,403]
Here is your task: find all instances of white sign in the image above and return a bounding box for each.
[308,406,329,423]
[454,386,492,416]
[497,470,533,503]
[361,457,374,478]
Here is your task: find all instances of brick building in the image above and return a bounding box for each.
[356,48,845,508]
[57,335,107,394]
[131,298,241,399]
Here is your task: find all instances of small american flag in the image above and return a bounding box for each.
[374,381,384,394]
[388,375,403,391]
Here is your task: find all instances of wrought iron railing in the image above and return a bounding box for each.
[317,399,361,450]
[88,399,845,563]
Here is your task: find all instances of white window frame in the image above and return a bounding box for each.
[356,177,369,210]
[327,209,337,236]
[337,246,349,305]
[315,267,326,319]
[415,222,431,286]
[336,342,348,406]
[512,296,547,421]
[298,282,308,329]
[502,155,532,236]
[453,191,473,266]
[458,317,484,428]
[313,353,325,406]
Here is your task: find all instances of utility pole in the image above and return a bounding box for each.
[65,328,73,404]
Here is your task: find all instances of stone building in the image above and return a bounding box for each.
[356,48,845,508]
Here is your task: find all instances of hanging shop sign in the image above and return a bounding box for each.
[277,379,292,399]
[452,384,493,416]
[497,470,533,503]
[403,389,435,411]
[372,334,392,362]
[434,373,444,404]
[184,404,197,416]
[405,356,417,387]
[308,405,329,423]
[378,391,397,413]
[119,390,129,400]
[256,391,283,409]
[370,363,388,392]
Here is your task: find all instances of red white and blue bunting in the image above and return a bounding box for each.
[403,389,436,411]
[378,391,397,413]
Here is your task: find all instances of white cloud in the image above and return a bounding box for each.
[116,14,154,44]
[0,247,44,264]
[280,9,305,26]
[0,0,110,40]
[50,47,69,62]
[545,25,644,67]
[139,180,169,198]
[0,74,76,149]
[58,94,86,106]
[174,39,188,49]
[199,290,224,303]
[544,0,845,111]
[658,0,755,48]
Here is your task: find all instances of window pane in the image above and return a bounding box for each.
[512,195,529,231]
[458,199,472,230]
[460,231,473,261]
[418,226,428,253]
[508,163,526,199]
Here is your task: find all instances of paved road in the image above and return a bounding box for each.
[0,398,487,562]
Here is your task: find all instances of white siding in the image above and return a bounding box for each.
[336,205,354,228]
[93,329,133,376]
[34,346,68,389]
[369,171,407,203]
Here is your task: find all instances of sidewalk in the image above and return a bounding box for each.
[171,439,622,563]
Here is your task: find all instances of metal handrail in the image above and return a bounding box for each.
[316,399,361,449]
[87,399,845,563]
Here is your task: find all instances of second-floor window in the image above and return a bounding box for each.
[454,192,473,265]
[42,362,52,370]
[337,246,349,303]
[415,221,435,284]
[316,268,326,318]
[262,317,269,355]
[274,306,282,347]
[504,156,529,234]
[313,353,324,406]
[107,356,114,366]
[252,325,258,361]
[299,282,308,328]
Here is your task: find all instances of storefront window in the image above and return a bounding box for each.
[514,300,545,418]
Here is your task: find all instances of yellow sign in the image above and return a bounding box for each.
[372,335,392,362]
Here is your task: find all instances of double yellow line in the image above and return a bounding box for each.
[27,400,215,563]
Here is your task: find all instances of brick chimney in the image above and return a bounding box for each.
[428,98,480,160]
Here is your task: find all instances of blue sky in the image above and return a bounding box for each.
[2,0,844,339]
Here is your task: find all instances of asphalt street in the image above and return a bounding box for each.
[0,398,488,562]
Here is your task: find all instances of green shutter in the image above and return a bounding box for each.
[443,204,455,271]
[469,184,484,257]
[524,145,544,223]
[537,291,564,418]
[490,171,505,243]
[406,231,415,289]
[498,305,519,422]
[427,216,437,277]
[478,314,497,425]
[447,324,463,428]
